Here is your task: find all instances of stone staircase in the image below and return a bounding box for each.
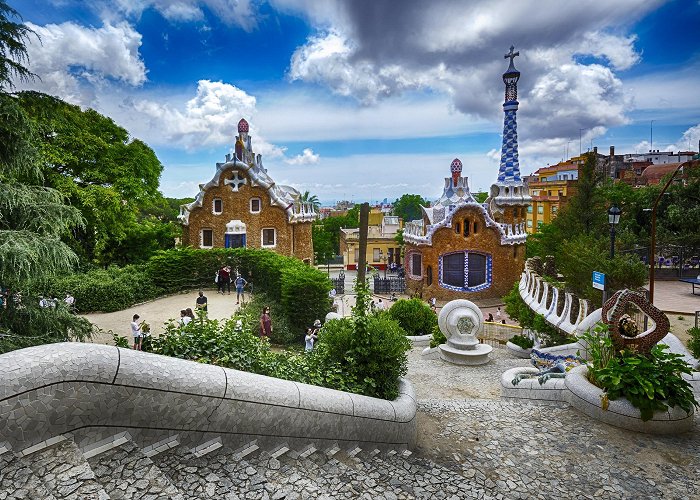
[0,434,472,499]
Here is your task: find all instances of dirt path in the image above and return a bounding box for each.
[82,289,246,344]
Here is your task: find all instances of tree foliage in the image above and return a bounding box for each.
[0,5,92,350]
[392,194,428,222]
[15,91,173,265]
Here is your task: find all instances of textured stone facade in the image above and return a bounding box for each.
[181,181,314,262]
[179,118,315,263]
[405,205,525,301]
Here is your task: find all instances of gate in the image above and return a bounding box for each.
[373,277,406,294]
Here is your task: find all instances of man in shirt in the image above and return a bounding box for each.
[234,275,248,304]
[196,290,208,315]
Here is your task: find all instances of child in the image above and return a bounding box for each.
[131,314,142,350]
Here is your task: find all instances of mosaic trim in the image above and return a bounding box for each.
[498,107,521,183]
[438,251,493,292]
[405,250,423,281]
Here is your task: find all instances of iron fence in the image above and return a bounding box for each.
[373,277,406,294]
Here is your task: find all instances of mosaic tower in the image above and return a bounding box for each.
[487,46,531,224]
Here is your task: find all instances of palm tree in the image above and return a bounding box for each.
[299,190,321,212]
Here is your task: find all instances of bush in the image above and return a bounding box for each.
[688,327,700,359]
[280,265,331,333]
[46,265,159,313]
[240,292,297,346]
[388,298,437,336]
[509,334,534,349]
[503,282,573,347]
[583,328,698,421]
[429,323,446,348]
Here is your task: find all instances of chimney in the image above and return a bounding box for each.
[609,146,615,157]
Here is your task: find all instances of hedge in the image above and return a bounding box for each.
[388,298,437,336]
[47,248,332,340]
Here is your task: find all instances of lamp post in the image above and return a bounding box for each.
[648,162,686,304]
[604,205,621,305]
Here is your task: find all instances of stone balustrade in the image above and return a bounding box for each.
[0,343,416,455]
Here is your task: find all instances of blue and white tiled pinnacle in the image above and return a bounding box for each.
[498,107,521,183]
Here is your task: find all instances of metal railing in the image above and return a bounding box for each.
[373,277,406,294]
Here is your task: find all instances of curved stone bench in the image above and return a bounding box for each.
[406,334,432,347]
[505,342,532,359]
[500,367,568,404]
[0,343,417,454]
[565,365,694,435]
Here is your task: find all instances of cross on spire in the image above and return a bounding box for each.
[504,45,519,64]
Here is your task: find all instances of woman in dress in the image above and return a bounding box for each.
[259,306,272,339]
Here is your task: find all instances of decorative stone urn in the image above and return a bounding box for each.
[438,299,493,365]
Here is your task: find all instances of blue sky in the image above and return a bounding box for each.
[10,0,700,205]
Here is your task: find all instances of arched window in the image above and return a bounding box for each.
[473,221,478,234]
[463,219,470,237]
[426,265,433,286]
[439,252,491,291]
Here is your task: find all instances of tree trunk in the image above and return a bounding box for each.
[357,203,370,285]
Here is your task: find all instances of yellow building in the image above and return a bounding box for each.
[340,213,402,270]
[525,162,579,233]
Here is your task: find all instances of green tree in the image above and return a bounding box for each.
[312,222,335,264]
[474,191,488,203]
[16,91,169,265]
[392,194,428,222]
[0,1,35,90]
[299,190,321,212]
[0,3,92,350]
[552,153,604,235]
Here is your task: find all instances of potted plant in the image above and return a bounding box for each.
[506,333,535,358]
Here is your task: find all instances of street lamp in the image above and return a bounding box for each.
[608,205,621,259]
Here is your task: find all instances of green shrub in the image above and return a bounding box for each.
[509,334,534,349]
[584,328,698,421]
[688,327,700,359]
[280,265,331,332]
[240,292,297,346]
[388,298,437,336]
[504,282,573,347]
[429,323,446,348]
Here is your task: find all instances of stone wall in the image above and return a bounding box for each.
[0,343,416,454]
[405,205,526,301]
[182,176,314,262]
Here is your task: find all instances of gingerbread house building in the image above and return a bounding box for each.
[178,119,316,262]
[403,47,531,300]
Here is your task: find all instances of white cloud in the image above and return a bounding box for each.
[285,148,319,165]
[20,21,146,106]
[664,124,700,153]
[109,0,258,30]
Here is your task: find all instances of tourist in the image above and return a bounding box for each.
[234,274,248,304]
[487,313,494,322]
[218,265,231,295]
[196,290,208,314]
[179,309,191,327]
[370,300,376,312]
[390,292,397,302]
[501,319,507,325]
[185,308,195,321]
[39,296,50,308]
[305,328,318,352]
[64,292,75,312]
[131,314,143,350]
[329,288,337,300]
[312,319,322,335]
[496,307,502,320]
[376,298,385,311]
[259,306,272,338]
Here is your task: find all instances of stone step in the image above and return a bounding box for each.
[0,447,57,500]
[86,438,184,500]
[22,437,110,500]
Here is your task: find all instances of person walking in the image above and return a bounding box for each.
[64,292,75,312]
[234,274,248,304]
[259,306,272,339]
[196,291,208,315]
[496,307,502,320]
[218,265,231,295]
[131,314,143,350]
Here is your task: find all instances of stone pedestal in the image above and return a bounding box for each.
[437,299,492,366]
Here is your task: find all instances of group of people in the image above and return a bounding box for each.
[486,307,507,324]
[305,318,322,352]
[215,265,249,304]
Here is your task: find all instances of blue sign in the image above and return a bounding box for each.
[592,271,606,291]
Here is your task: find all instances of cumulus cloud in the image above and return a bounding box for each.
[108,0,258,30]
[18,21,146,106]
[285,148,320,165]
[664,124,700,153]
[285,0,661,144]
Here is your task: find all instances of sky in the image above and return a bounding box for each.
[9,0,700,205]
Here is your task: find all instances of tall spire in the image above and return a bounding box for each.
[498,45,521,183]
